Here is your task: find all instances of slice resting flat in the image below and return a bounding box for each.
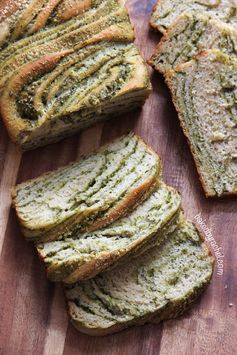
[65,218,214,336]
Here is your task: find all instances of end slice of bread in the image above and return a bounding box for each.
[149,13,237,74]
[65,218,214,336]
[36,182,181,284]
[12,134,161,242]
[0,0,151,150]
[150,0,237,34]
[165,49,237,197]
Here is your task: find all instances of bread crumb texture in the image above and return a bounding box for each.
[0,0,151,149]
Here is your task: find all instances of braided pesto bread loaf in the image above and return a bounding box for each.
[65,218,214,335]
[149,13,237,74]
[165,49,237,197]
[0,0,151,149]
[150,0,237,34]
[37,183,181,284]
[12,134,161,242]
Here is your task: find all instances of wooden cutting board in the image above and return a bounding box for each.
[0,1,236,354]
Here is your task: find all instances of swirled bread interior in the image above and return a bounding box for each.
[165,50,237,197]
[0,0,151,149]
[37,183,181,284]
[66,218,214,336]
[150,0,237,34]
[149,13,237,74]
[12,134,161,241]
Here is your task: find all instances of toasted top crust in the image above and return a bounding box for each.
[0,1,151,149]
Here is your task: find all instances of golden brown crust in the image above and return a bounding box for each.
[11,133,150,197]
[67,220,215,336]
[36,179,160,283]
[67,299,161,336]
[0,0,21,22]
[2,20,136,150]
[56,0,92,23]
[12,133,162,240]
[60,181,161,283]
[0,50,72,145]
[148,18,180,73]
[0,1,150,150]
[117,53,151,95]
[86,170,159,233]
[149,0,167,34]
[30,171,159,242]
[37,194,179,284]
[76,21,135,49]
[10,0,46,40]
[147,42,166,73]
[28,0,62,34]
[149,14,237,73]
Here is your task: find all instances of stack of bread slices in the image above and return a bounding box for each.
[149,1,237,198]
[12,134,214,335]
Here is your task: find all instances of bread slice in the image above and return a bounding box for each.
[12,134,161,242]
[36,183,181,284]
[149,13,237,74]
[65,218,214,336]
[0,0,151,150]
[165,49,237,197]
[150,0,237,34]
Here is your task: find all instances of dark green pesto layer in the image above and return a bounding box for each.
[0,0,122,51]
[0,1,151,149]
[149,13,237,74]
[0,3,132,87]
[15,43,136,122]
[13,134,161,241]
[66,219,214,334]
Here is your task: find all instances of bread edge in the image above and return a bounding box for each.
[149,0,167,34]
[164,52,237,198]
[12,133,162,239]
[36,176,161,282]
[66,221,215,336]
[37,186,180,283]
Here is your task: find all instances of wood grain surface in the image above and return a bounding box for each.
[0,1,236,354]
